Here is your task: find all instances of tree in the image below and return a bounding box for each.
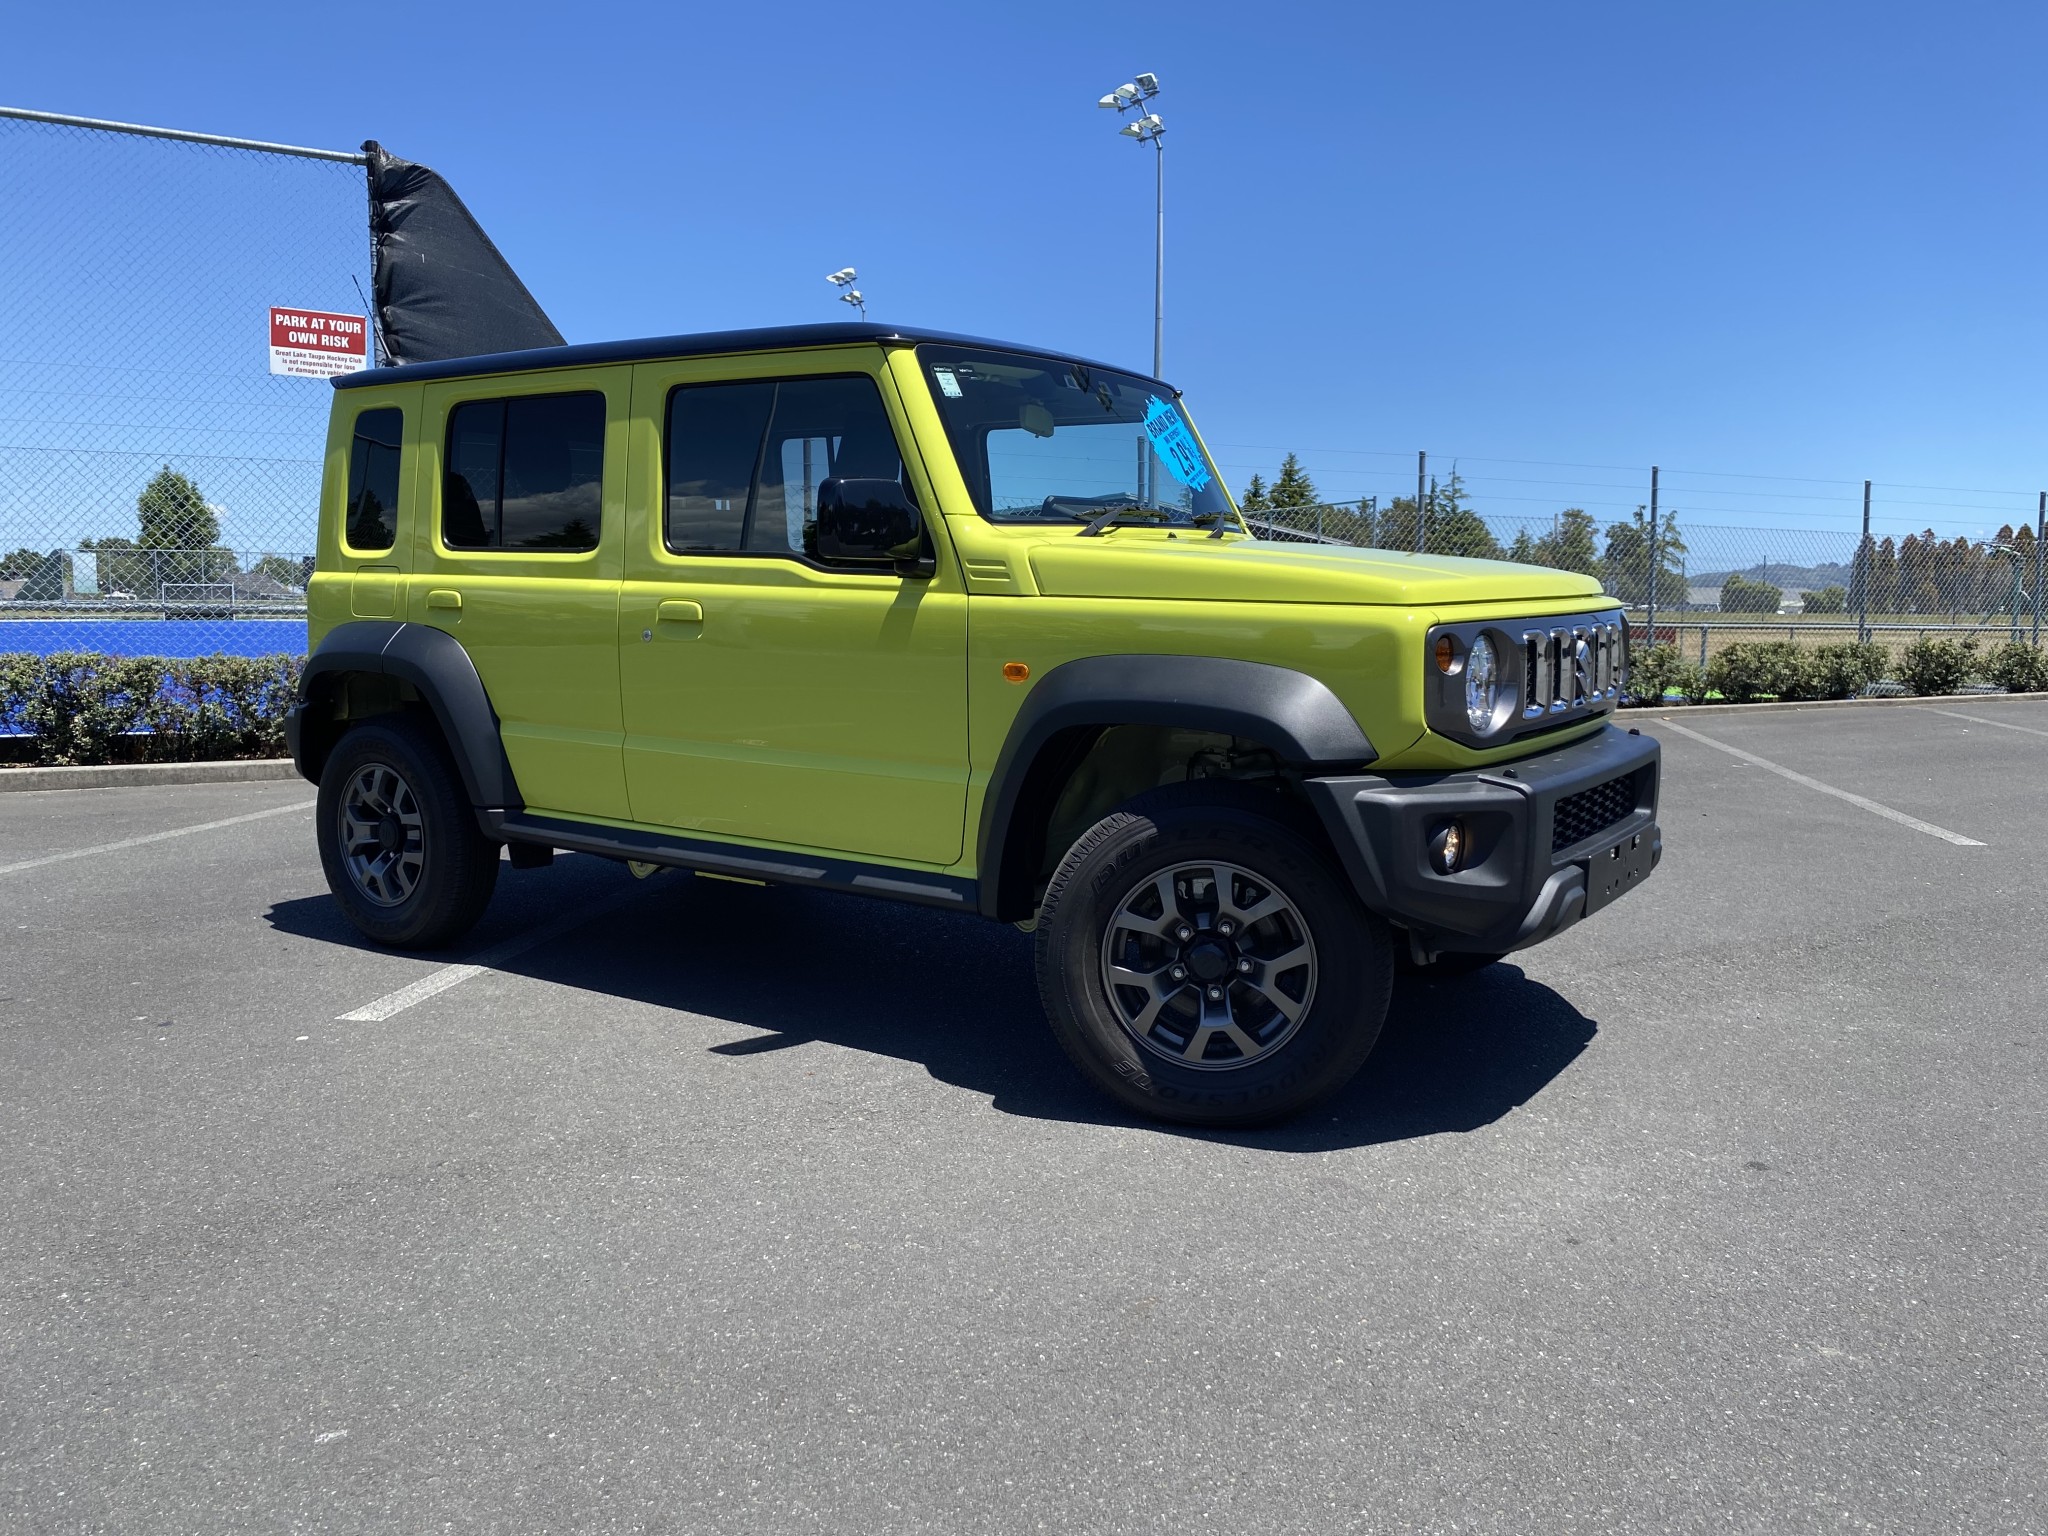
[1238,473,1269,514]
[1267,453,1319,510]
[1897,533,1937,615]
[1870,536,1900,613]
[138,467,217,551]
[1528,508,1600,576]
[135,466,236,585]
[1803,584,1847,614]
[1420,470,1502,560]
[1601,504,1687,606]
[1507,528,1538,564]
[1721,573,1783,613]
[1,548,44,580]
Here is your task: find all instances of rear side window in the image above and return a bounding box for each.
[344,408,403,552]
[665,376,904,557]
[442,391,605,551]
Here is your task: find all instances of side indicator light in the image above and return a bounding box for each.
[1002,662,1030,682]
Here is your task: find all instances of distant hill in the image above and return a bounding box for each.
[1692,562,1853,592]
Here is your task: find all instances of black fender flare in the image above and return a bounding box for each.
[292,620,521,809]
[975,654,1376,920]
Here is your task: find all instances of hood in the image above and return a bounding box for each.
[1025,534,1607,607]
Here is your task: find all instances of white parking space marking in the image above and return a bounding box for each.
[1916,705,2048,740]
[1657,720,1986,847]
[0,798,318,877]
[338,876,654,1022]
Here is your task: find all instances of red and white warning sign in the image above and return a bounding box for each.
[267,307,369,378]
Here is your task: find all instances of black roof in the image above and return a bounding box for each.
[333,322,1169,391]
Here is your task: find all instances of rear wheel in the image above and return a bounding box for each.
[316,715,499,949]
[1034,784,1393,1128]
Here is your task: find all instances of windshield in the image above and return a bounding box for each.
[917,345,1235,528]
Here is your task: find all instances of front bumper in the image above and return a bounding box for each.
[1303,722,1661,958]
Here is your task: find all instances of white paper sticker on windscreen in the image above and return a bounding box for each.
[934,368,964,399]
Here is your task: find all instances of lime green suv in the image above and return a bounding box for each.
[289,323,1660,1127]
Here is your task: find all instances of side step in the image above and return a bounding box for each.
[485,810,978,913]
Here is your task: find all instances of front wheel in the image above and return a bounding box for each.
[1034,785,1393,1128]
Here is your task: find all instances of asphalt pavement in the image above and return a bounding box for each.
[2,700,2043,1534]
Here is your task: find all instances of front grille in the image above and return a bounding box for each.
[1520,621,1625,722]
[1552,771,1639,852]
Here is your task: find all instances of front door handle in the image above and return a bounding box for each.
[657,600,704,624]
[427,589,462,610]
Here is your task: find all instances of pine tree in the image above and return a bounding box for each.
[1422,470,1502,560]
[1532,508,1600,575]
[1267,453,1319,509]
[1238,473,1269,514]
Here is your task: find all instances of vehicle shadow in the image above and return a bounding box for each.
[267,862,1598,1152]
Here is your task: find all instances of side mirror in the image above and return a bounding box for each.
[815,478,930,574]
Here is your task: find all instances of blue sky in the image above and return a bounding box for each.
[6,0,2047,550]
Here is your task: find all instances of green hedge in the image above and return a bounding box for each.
[0,652,303,767]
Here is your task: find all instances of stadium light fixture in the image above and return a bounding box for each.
[1095,73,1167,379]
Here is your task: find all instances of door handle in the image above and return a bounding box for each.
[427,589,462,610]
[657,600,704,624]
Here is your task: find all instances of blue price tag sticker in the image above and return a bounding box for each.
[1144,396,1213,494]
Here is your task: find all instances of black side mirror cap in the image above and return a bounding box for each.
[815,478,932,576]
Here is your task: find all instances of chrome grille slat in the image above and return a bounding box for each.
[1518,617,1626,722]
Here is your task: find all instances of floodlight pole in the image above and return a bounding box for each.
[1152,134,1165,381]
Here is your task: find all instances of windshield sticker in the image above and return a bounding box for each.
[933,367,964,399]
[1144,396,1213,493]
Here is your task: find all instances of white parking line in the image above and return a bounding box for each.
[338,876,654,1022]
[0,797,318,876]
[1657,720,1985,847]
[1915,705,2048,740]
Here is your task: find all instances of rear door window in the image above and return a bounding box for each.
[344,407,403,552]
[442,391,605,551]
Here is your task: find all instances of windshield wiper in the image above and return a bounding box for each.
[1055,500,1169,537]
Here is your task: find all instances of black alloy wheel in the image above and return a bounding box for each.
[1035,782,1393,1128]
[316,714,499,949]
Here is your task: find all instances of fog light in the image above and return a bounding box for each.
[1428,819,1467,874]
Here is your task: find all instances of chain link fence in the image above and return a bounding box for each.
[1251,497,2047,670]
[0,110,368,658]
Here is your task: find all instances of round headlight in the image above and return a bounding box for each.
[1465,634,1500,734]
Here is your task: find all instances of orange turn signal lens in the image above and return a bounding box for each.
[1002,661,1030,682]
[1434,636,1457,673]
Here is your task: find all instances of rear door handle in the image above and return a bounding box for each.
[657,600,704,623]
[427,589,462,610]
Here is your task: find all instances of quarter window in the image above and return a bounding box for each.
[344,407,402,552]
[665,376,905,557]
[442,392,605,551]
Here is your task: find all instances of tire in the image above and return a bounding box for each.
[316,713,499,949]
[1034,782,1394,1129]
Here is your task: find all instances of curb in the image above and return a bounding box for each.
[1637,688,2048,720]
[0,758,300,793]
